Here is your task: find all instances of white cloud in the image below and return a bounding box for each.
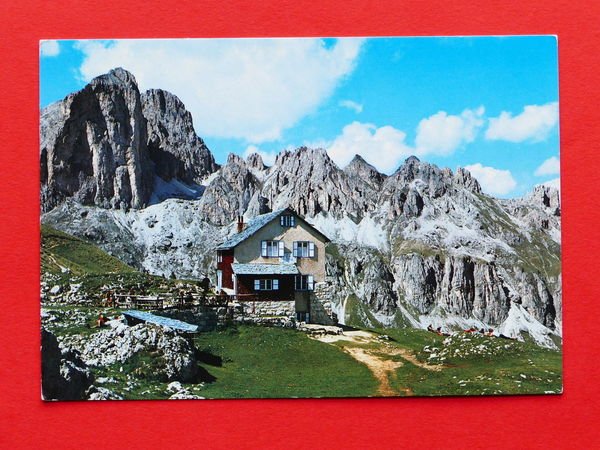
[75,38,364,143]
[339,99,363,113]
[243,145,277,166]
[326,107,485,173]
[540,177,560,191]
[415,107,485,156]
[534,156,560,176]
[327,121,413,173]
[485,102,559,142]
[40,40,60,57]
[464,163,517,196]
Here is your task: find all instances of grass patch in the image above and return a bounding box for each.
[193,325,379,398]
[391,238,446,260]
[344,294,383,329]
[41,224,135,276]
[41,225,210,303]
[42,305,124,338]
[512,231,561,279]
[369,327,561,396]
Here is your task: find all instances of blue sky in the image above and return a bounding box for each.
[40,36,559,197]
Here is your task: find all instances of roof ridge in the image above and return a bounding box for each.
[216,207,329,250]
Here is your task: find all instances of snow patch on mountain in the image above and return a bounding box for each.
[150,176,205,204]
[408,200,515,261]
[308,213,388,251]
[497,304,559,349]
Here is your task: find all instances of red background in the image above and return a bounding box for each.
[1,1,599,448]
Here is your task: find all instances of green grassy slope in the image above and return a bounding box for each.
[41,224,135,276]
[41,225,203,299]
[377,328,561,396]
[193,326,379,398]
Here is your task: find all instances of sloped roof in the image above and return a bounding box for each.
[122,310,198,333]
[216,207,329,250]
[231,263,299,275]
[216,208,287,250]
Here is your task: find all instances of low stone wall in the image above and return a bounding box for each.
[237,300,296,318]
[156,307,219,332]
[234,300,296,328]
[155,294,339,330]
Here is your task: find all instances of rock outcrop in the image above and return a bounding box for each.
[41,328,94,400]
[75,322,199,383]
[40,68,218,212]
[41,68,154,211]
[199,153,262,225]
[142,89,218,183]
[263,147,375,219]
[344,154,386,192]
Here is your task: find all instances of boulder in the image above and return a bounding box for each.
[77,323,199,382]
[41,328,94,400]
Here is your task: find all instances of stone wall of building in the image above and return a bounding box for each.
[234,300,296,327]
[237,300,296,318]
[309,282,338,326]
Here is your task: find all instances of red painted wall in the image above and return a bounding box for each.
[217,250,234,289]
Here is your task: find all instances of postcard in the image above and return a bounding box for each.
[40,36,561,400]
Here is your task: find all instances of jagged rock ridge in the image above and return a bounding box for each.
[40,69,562,347]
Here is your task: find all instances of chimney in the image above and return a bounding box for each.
[237,215,244,233]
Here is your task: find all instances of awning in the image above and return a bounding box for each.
[231,263,299,276]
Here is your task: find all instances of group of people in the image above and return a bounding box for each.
[95,313,121,328]
[463,327,495,337]
[427,325,450,336]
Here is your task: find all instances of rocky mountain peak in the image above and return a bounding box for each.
[227,153,246,165]
[454,167,482,194]
[529,185,560,209]
[40,67,153,212]
[246,152,267,170]
[274,146,332,167]
[199,164,261,225]
[142,88,218,184]
[40,68,219,212]
[90,67,138,90]
[344,154,386,190]
[349,153,367,165]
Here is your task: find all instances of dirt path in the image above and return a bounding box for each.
[311,330,442,396]
[344,346,407,396]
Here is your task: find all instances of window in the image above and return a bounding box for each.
[295,274,314,291]
[293,241,315,258]
[217,251,223,263]
[261,240,284,257]
[254,279,279,291]
[280,215,295,227]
